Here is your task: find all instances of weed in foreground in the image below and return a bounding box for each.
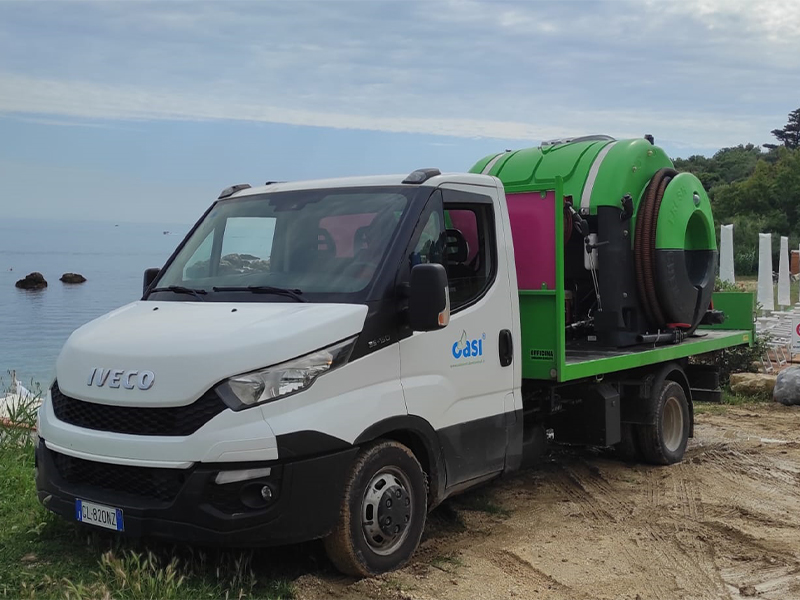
[429,552,465,573]
[452,491,512,518]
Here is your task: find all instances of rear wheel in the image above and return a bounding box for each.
[324,440,427,577]
[636,381,690,465]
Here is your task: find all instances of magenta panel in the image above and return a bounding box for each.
[506,191,556,290]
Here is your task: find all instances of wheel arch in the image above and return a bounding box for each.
[620,360,694,437]
[354,416,447,508]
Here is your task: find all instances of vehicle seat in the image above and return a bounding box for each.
[353,226,370,253]
[445,228,472,280]
[293,228,336,271]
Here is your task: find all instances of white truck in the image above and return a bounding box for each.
[36,140,752,576]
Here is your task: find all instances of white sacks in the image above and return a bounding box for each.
[719,224,735,284]
[758,233,775,312]
[779,236,790,307]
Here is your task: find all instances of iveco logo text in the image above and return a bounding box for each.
[452,331,485,359]
[87,368,155,390]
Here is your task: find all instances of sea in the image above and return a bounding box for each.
[0,218,191,390]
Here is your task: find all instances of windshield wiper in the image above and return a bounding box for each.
[212,285,306,302]
[149,285,208,301]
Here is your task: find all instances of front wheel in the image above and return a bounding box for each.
[324,440,427,577]
[636,380,690,465]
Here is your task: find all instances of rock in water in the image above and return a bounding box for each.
[729,372,777,396]
[15,272,47,290]
[773,366,800,406]
[60,272,87,284]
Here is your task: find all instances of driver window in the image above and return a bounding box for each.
[442,197,496,310]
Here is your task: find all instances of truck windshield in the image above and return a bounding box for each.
[152,187,413,300]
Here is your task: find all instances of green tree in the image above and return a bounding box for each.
[674,144,762,201]
[769,108,800,150]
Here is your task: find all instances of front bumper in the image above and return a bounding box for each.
[35,438,357,546]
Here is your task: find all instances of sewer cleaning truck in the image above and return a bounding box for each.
[36,135,753,576]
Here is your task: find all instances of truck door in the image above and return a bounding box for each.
[399,184,515,487]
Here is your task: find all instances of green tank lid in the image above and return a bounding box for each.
[654,172,716,251]
[470,137,674,216]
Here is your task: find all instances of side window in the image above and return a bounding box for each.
[410,210,444,266]
[183,231,214,280]
[218,217,275,275]
[443,192,496,310]
[407,190,445,271]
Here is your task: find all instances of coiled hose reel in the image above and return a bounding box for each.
[633,168,717,335]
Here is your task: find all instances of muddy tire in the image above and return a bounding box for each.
[636,381,690,465]
[323,440,427,577]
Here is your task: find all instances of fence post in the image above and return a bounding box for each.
[779,236,790,308]
[720,224,735,284]
[758,233,775,313]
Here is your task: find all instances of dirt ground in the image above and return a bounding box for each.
[295,403,800,600]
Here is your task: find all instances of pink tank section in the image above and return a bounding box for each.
[506,191,556,290]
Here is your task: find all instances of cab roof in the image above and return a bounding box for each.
[225,172,497,199]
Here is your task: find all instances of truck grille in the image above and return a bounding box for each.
[51,382,227,436]
[50,449,188,502]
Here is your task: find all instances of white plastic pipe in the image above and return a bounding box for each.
[779,236,790,307]
[719,224,735,284]
[758,233,774,312]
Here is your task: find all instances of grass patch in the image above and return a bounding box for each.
[721,389,773,405]
[451,491,511,518]
[429,552,464,573]
[694,402,729,416]
[0,382,296,600]
[695,389,773,415]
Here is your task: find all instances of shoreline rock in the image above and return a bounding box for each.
[60,273,87,284]
[15,272,47,290]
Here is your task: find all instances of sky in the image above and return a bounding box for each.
[1,0,799,223]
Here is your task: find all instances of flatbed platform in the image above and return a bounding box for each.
[559,329,751,382]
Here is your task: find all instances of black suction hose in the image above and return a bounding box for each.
[634,168,678,329]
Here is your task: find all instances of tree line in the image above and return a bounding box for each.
[673,108,800,275]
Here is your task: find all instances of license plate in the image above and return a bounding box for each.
[75,499,124,532]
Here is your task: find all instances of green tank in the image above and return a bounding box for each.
[470,136,717,349]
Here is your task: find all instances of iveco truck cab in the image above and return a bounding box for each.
[36,137,753,576]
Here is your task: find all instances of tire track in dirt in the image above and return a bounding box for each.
[294,407,800,600]
[478,548,594,600]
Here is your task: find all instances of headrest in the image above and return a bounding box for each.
[445,228,469,263]
[353,226,371,250]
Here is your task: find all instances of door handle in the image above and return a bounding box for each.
[499,329,513,367]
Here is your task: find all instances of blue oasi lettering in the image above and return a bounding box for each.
[451,332,485,360]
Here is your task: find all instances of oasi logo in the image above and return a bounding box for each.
[452,330,485,359]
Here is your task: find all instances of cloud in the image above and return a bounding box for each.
[0,72,776,149]
[1,115,123,129]
[0,0,797,152]
[652,0,800,41]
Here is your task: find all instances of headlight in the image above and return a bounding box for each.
[216,336,357,410]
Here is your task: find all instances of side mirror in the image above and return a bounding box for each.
[142,268,160,296]
[409,263,450,331]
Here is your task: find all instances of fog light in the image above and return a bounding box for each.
[260,485,273,501]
